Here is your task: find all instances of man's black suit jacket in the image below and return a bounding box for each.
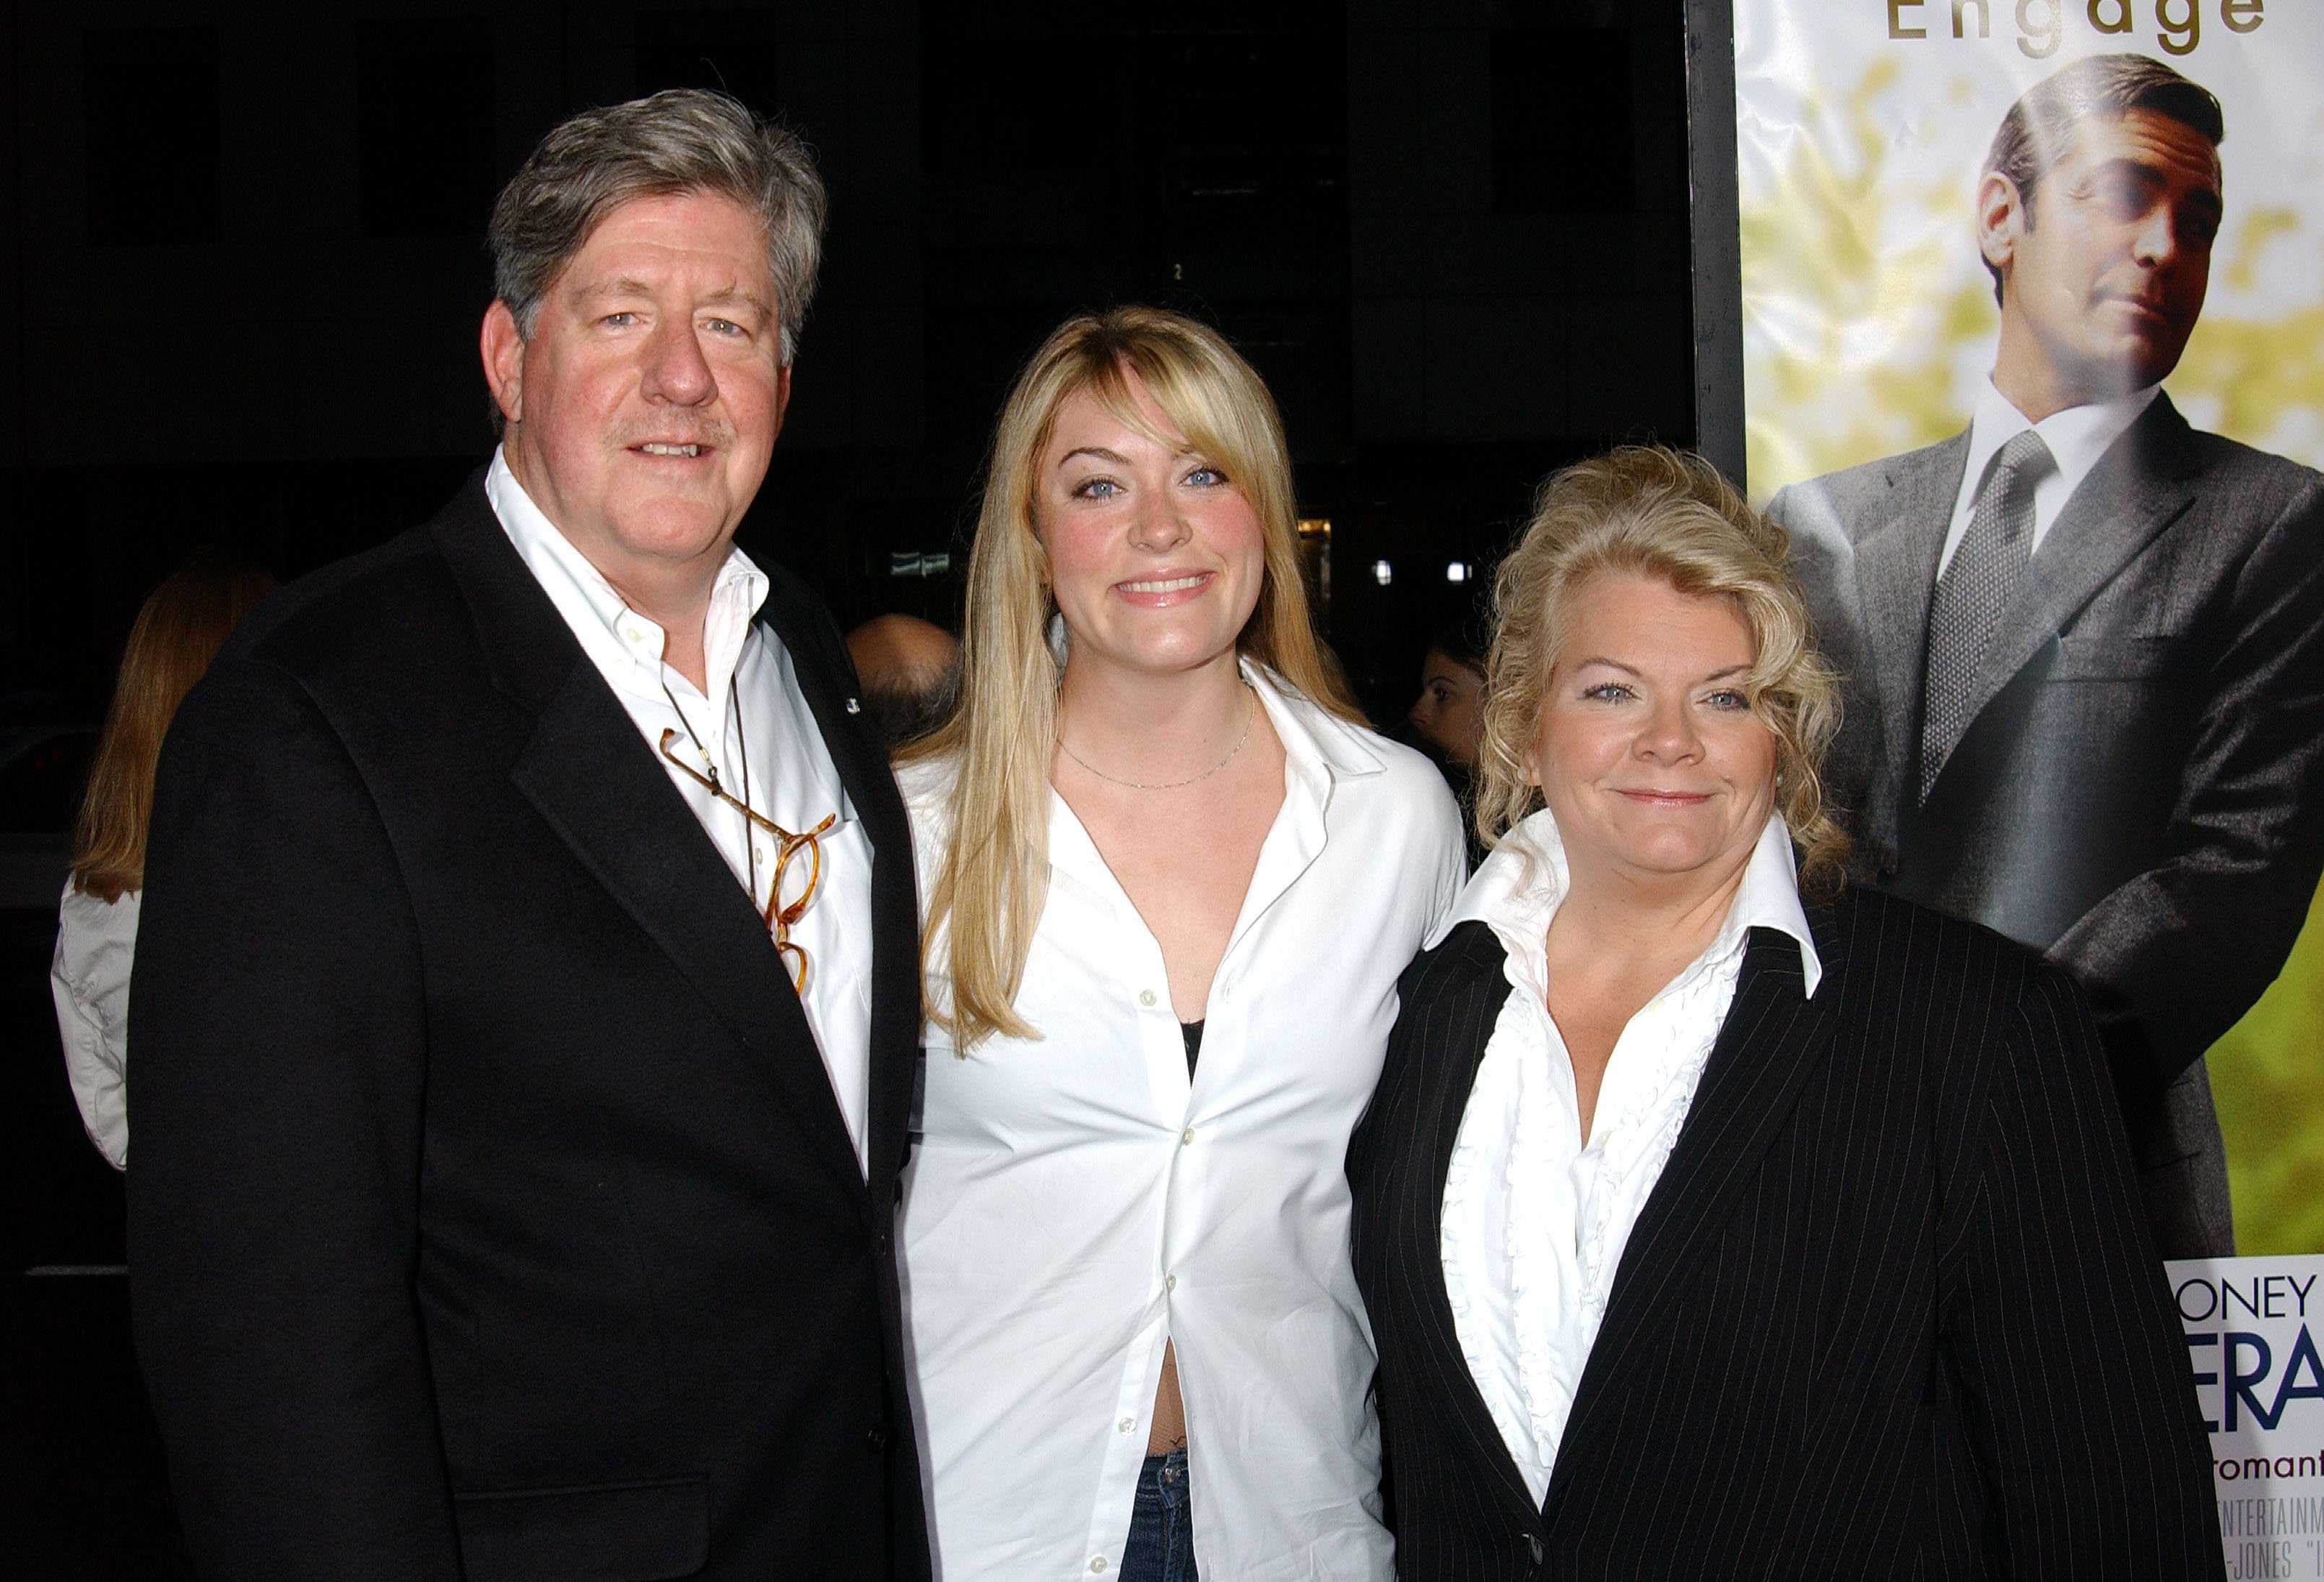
[1766,396,2324,1128]
[1348,890,2221,1581]
[129,475,931,1581]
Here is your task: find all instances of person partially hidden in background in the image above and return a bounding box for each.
[51,555,273,1171]
[1407,623,1490,870]
[1768,53,2324,1258]
[1405,624,1486,774]
[846,612,960,750]
[1353,447,2220,1578]
[129,90,929,1579]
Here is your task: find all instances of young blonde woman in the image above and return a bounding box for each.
[53,556,274,1168]
[896,307,1464,1581]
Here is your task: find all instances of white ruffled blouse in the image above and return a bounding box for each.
[1435,808,1821,1505]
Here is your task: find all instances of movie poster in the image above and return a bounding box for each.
[1730,0,2324,1261]
[2169,1257,2324,1572]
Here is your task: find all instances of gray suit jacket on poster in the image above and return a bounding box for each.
[1768,394,2324,1149]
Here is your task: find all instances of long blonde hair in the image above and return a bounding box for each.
[71,557,276,902]
[902,306,1358,1047]
[1473,446,1850,896]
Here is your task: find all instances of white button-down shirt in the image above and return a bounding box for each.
[487,450,876,1170]
[898,665,1465,1582]
[1437,809,1820,1505]
[52,880,139,1169]
[1938,378,2160,574]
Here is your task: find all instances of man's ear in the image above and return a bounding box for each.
[1976,171,2026,280]
[768,358,794,442]
[481,301,526,428]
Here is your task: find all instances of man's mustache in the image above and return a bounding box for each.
[612,420,736,449]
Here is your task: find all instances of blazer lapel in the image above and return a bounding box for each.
[1405,937,1545,1528]
[1543,921,1845,1522]
[1852,435,1967,801]
[753,571,923,1188]
[1959,394,2199,729]
[430,480,871,1205]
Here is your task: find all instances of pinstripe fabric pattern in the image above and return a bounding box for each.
[1348,888,2222,1581]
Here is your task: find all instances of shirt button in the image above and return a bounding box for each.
[1165,1274,1177,1292]
[1181,1128,1196,1146]
[1090,1559,1108,1574]
[1118,1417,1136,1434]
[1139,989,1158,1008]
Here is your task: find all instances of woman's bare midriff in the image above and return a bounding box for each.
[1148,1341,1187,1453]
[1057,681,1287,1466]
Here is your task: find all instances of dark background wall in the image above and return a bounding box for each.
[0,0,1694,726]
[0,1,1698,1568]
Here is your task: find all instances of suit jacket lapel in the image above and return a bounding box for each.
[753,571,923,1189]
[1960,394,2199,728]
[1544,920,1845,1523]
[1852,435,1967,801]
[1404,935,1543,1527]
[430,477,872,1206]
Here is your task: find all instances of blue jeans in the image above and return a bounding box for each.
[1119,1448,1198,1582]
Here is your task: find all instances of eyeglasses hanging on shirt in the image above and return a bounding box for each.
[657,680,836,994]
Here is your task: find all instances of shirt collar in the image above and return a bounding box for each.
[1240,656,1382,782]
[485,446,770,703]
[1966,377,2159,508]
[1439,808,1822,1003]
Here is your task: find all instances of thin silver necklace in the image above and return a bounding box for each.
[1057,683,1255,791]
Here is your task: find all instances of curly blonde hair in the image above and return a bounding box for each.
[1473,446,1850,897]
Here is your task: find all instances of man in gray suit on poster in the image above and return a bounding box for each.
[1769,53,2324,1258]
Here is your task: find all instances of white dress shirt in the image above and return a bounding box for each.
[1436,809,1820,1505]
[487,450,876,1170]
[1937,379,2160,574]
[898,664,1465,1582]
[52,880,138,1169]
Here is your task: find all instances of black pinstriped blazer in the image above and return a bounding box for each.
[1348,887,2222,1581]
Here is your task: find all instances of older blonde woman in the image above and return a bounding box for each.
[1347,448,2219,1579]
[896,307,1464,1581]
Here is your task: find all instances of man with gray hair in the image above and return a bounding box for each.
[129,91,931,1579]
[1771,53,2324,1259]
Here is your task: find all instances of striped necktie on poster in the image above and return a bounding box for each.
[1918,429,2055,802]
